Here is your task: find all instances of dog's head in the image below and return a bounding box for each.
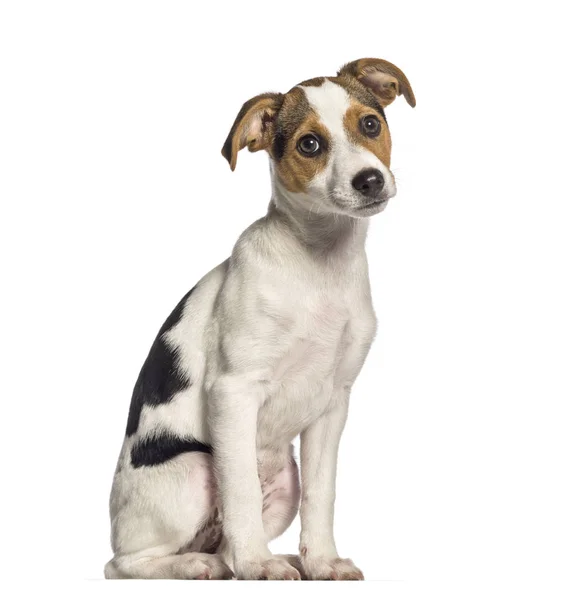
[222,58,415,218]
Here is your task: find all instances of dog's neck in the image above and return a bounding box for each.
[268,174,369,259]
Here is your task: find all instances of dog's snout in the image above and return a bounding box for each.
[351,169,385,198]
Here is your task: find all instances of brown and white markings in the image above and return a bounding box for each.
[105,58,415,580]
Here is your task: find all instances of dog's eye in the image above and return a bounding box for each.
[297,134,321,157]
[360,115,381,137]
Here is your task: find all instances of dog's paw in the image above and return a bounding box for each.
[235,556,302,580]
[184,554,234,580]
[301,555,364,580]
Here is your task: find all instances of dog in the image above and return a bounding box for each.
[105,57,415,580]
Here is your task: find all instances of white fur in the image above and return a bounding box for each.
[106,79,389,581]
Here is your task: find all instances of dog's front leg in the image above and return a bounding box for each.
[299,389,364,581]
[298,309,376,580]
[209,375,301,580]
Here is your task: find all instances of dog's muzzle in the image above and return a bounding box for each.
[351,168,385,199]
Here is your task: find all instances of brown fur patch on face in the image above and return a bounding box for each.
[271,87,331,193]
[296,76,327,88]
[344,100,392,168]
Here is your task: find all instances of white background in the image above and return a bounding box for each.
[1,1,580,598]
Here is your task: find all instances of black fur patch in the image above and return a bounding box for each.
[131,431,212,468]
[125,286,197,436]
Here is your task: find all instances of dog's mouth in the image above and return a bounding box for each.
[326,189,393,217]
[352,193,392,216]
[359,197,389,209]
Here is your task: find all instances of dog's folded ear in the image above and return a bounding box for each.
[338,58,416,108]
[221,92,284,171]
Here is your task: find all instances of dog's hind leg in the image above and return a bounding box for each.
[105,449,232,580]
[104,550,232,580]
[260,453,301,541]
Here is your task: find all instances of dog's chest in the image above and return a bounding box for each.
[255,290,352,447]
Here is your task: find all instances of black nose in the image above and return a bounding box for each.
[351,168,385,198]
